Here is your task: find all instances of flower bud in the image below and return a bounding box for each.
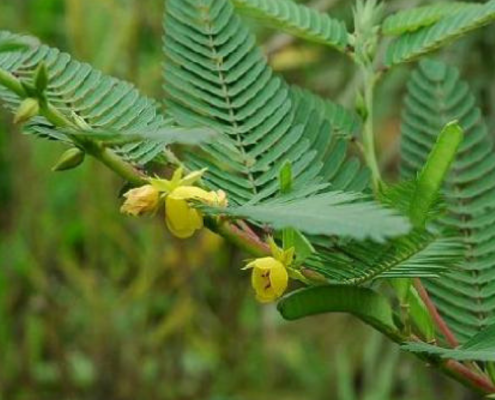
[34,62,49,94]
[14,98,39,125]
[121,185,160,217]
[51,148,85,172]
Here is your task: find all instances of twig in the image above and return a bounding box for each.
[413,278,459,348]
[445,360,495,394]
[237,220,265,244]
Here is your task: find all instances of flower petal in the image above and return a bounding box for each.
[181,168,207,186]
[168,186,214,202]
[269,263,289,298]
[166,196,203,239]
[249,257,288,303]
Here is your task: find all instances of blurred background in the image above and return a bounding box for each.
[1,0,494,399]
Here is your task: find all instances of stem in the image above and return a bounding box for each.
[361,65,382,192]
[206,218,270,257]
[0,68,25,96]
[413,278,459,348]
[83,141,147,187]
[445,360,495,394]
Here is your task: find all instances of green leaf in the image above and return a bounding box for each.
[218,191,410,241]
[278,161,293,195]
[232,0,349,52]
[382,2,476,36]
[386,1,495,65]
[403,323,495,362]
[163,0,366,205]
[410,121,463,228]
[379,180,445,224]
[278,286,400,339]
[0,31,172,165]
[65,127,215,147]
[291,230,315,263]
[289,87,369,192]
[306,230,463,284]
[0,34,37,53]
[400,59,495,342]
[290,86,362,139]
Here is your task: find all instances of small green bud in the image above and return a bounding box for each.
[14,98,39,125]
[52,147,86,172]
[355,91,368,120]
[34,62,49,94]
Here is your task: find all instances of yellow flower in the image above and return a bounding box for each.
[122,167,227,239]
[244,257,289,303]
[148,167,207,193]
[165,186,211,239]
[165,185,228,239]
[120,184,160,216]
[244,238,295,303]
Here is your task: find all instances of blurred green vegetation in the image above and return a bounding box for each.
[0,0,488,399]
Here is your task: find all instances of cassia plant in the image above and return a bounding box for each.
[2,0,495,395]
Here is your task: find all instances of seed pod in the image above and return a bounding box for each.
[14,98,39,125]
[52,147,86,172]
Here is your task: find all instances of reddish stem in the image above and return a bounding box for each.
[215,221,270,256]
[237,220,262,243]
[413,278,459,348]
[446,360,495,394]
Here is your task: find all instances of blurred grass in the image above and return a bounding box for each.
[0,0,481,399]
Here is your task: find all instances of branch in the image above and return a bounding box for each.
[413,278,459,348]
[445,360,495,394]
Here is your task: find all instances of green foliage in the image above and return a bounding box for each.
[0,31,173,165]
[66,126,215,147]
[163,0,366,205]
[278,286,399,338]
[5,0,493,397]
[0,34,37,53]
[291,86,362,139]
[217,190,410,241]
[386,1,495,65]
[289,87,368,192]
[382,2,476,36]
[403,323,495,362]
[379,181,443,223]
[232,0,349,51]
[409,121,463,228]
[401,59,495,342]
[306,231,463,284]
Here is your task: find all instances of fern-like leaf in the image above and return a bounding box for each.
[403,323,495,362]
[306,231,463,284]
[163,0,366,204]
[0,31,173,165]
[232,0,349,52]
[0,33,37,53]
[289,87,369,192]
[401,59,495,342]
[382,2,477,36]
[386,1,495,65]
[290,86,362,138]
[216,190,410,241]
